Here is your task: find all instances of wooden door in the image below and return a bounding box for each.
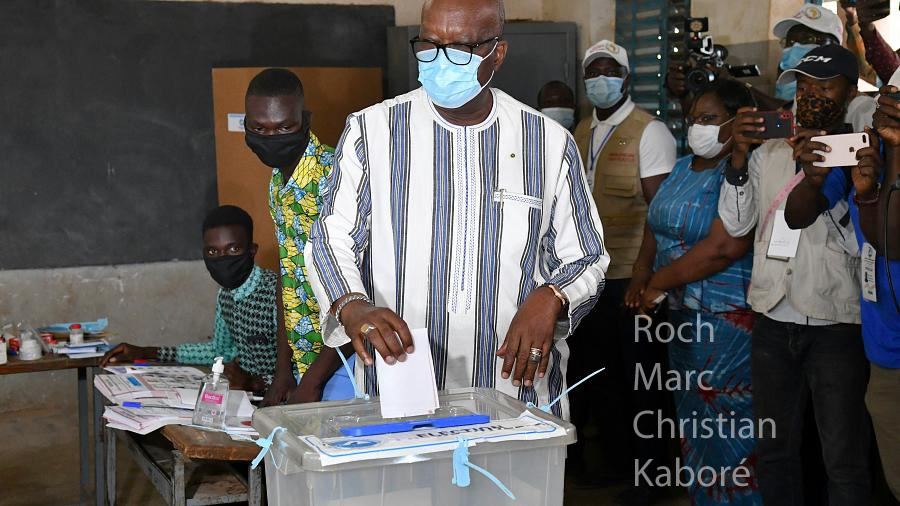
[211,67,383,271]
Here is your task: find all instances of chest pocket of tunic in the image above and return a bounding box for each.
[493,189,543,210]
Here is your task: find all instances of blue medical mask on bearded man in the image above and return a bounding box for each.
[776,43,818,100]
[585,76,625,109]
[418,43,498,109]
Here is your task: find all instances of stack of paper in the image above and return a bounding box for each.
[94,369,206,403]
[51,339,111,358]
[103,392,256,436]
[105,406,194,435]
[97,365,257,436]
[375,328,440,419]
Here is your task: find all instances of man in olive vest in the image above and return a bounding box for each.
[569,40,676,503]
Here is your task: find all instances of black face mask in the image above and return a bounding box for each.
[204,253,254,290]
[244,111,311,169]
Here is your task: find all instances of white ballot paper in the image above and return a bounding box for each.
[767,210,802,260]
[375,328,439,419]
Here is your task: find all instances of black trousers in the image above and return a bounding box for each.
[752,315,871,506]
[567,278,670,480]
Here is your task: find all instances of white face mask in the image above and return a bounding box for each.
[688,118,734,159]
[540,107,576,129]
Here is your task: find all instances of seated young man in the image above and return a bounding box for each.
[100,205,278,392]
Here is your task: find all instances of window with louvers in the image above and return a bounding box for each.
[616,0,691,153]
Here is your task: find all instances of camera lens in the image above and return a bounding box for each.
[685,68,716,93]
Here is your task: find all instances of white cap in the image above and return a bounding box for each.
[583,40,629,73]
[212,356,225,374]
[773,5,843,44]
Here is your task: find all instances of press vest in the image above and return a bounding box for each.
[747,140,860,324]
[574,107,654,279]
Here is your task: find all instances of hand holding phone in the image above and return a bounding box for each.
[791,129,831,184]
[731,107,770,166]
[745,110,794,139]
[875,86,900,147]
[811,132,871,168]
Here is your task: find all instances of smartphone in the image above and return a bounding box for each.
[746,110,794,139]
[727,64,761,78]
[811,132,871,168]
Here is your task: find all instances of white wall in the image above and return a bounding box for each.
[543,0,615,59]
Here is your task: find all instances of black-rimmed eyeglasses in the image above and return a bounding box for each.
[410,36,501,66]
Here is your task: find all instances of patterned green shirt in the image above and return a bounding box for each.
[158,265,278,385]
[268,133,334,379]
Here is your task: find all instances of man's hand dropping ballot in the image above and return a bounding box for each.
[375,328,440,419]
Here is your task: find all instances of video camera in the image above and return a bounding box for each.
[679,17,760,93]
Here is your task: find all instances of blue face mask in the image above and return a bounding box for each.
[780,43,819,71]
[585,76,625,108]
[540,107,576,130]
[775,80,798,101]
[418,44,497,109]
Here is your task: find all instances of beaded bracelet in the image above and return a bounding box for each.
[853,184,881,207]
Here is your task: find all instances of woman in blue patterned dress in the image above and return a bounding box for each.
[625,80,761,505]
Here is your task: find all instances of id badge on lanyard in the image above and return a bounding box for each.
[861,242,877,303]
[766,209,802,260]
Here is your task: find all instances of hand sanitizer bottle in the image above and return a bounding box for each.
[193,356,229,428]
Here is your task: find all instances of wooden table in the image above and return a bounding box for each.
[97,393,263,505]
[1,354,102,504]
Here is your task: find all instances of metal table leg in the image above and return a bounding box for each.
[105,425,117,506]
[78,366,89,502]
[172,450,186,506]
[94,370,106,506]
[248,462,263,506]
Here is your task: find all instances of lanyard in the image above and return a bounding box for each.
[759,170,806,241]
[588,124,618,173]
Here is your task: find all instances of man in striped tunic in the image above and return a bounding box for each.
[306,0,608,419]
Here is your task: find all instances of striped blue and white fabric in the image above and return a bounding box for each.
[305,87,609,419]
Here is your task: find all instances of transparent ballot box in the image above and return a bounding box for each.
[252,387,575,506]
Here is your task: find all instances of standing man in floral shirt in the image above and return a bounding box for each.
[243,68,355,405]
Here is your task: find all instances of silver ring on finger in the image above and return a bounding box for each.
[528,347,543,363]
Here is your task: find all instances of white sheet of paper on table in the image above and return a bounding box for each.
[375,328,439,419]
